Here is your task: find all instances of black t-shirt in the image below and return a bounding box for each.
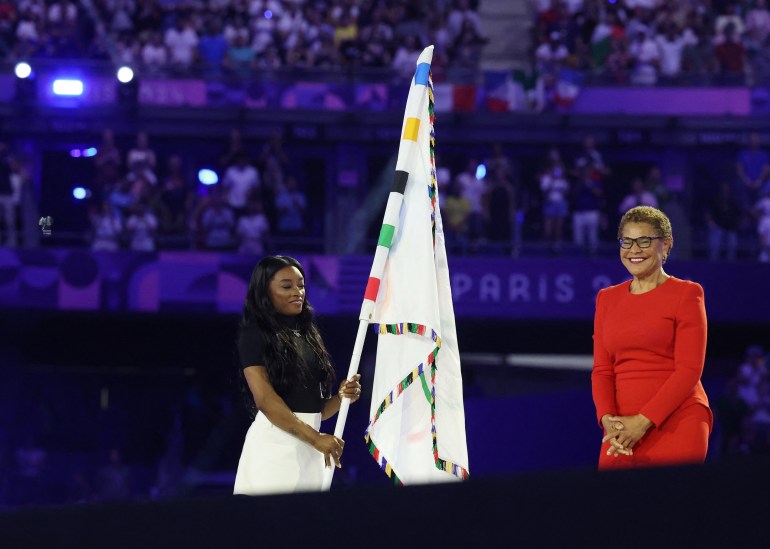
[238,321,326,413]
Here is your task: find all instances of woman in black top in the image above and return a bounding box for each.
[233,255,361,495]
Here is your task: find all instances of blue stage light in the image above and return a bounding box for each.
[72,187,88,200]
[475,163,487,180]
[83,147,97,157]
[264,9,272,18]
[198,169,219,185]
[14,62,32,79]
[70,149,82,158]
[52,79,84,96]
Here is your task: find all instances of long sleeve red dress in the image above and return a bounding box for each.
[592,276,712,469]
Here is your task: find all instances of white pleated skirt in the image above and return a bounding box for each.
[233,411,325,496]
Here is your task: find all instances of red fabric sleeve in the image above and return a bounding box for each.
[639,282,708,426]
[591,288,617,427]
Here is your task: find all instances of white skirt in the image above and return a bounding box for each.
[233,411,325,496]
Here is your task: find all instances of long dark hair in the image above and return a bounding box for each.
[239,255,335,417]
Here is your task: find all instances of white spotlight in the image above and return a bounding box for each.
[14,62,32,79]
[52,79,84,96]
[117,66,134,84]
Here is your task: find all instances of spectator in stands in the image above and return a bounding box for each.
[391,34,421,79]
[158,155,190,237]
[201,190,235,249]
[220,128,247,170]
[449,18,487,70]
[485,143,515,181]
[747,0,770,46]
[447,0,483,43]
[756,186,770,262]
[441,175,472,255]
[236,199,270,255]
[140,31,169,73]
[15,8,42,55]
[223,14,250,47]
[258,131,289,188]
[0,0,17,59]
[574,134,610,183]
[222,151,260,219]
[127,131,157,174]
[250,1,278,55]
[705,181,742,262]
[714,22,746,84]
[114,30,140,66]
[108,179,135,222]
[644,165,669,211]
[618,176,658,215]
[94,129,123,194]
[198,19,228,76]
[715,2,745,43]
[539,147,570,254]
[483,166,517,256]
[0,142,16,246]
[737,345,768,410]
[90,200,123,251]
[275,175,307,235]
[456,158,486,253]
[605,36,631,84]
[126,201,158,252]
[714,377,751,457]
[164,16,198,72]
[656,22,690,82]
[536,30,570,76]
[682,21,717,84]
[628,29,660,85]
[134,0,163,37]
[572,162,604,257]
[95,448,133,501]
[108,0,134,35]
[736,132,770,210]
[224,33,257,76]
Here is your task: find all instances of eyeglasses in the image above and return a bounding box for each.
[618,236,663,249]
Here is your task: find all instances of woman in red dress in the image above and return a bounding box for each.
[592,206,711,469]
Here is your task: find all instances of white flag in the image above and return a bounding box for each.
[361,46,469,485]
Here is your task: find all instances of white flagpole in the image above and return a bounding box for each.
[321,317,370,490]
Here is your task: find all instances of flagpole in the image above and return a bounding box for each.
[321,317,369,491]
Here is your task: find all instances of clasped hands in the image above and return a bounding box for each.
[601,413,653,458]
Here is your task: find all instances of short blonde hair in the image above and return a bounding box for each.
[617,206,673,239]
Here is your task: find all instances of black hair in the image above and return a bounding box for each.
[238,255,335,418]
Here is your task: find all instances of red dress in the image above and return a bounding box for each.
[592,277,712,469]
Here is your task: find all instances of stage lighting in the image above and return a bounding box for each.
[52,79,84,96]
[117,66,134,83]
[72,187,89,200]
[198,169,219,185]
[14,61,36,103]
[116,66,138,108]
[14,62,32,79]
[475,163,487,180]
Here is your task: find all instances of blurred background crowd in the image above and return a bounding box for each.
[2,125,770,261]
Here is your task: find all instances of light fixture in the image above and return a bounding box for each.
[52,79,84,97]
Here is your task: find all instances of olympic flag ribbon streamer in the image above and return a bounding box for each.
[322,45,469,490]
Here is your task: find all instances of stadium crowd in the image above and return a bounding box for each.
[2,128,770,262]
[0,0,488,76]
[532,0,770,86]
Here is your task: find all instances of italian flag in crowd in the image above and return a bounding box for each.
[362,45,470,485]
